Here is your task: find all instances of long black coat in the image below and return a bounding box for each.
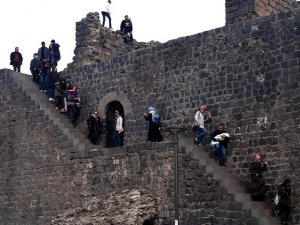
[87,115,102,143]
[144,113,163,142]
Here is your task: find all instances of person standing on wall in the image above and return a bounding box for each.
[10,47,23,72]
[144,106,163,142]
[113,110,124,147]
[38,41,50,63]
[194,105,210,145]
[30,53,40,83]
[120,15,133,43]
[50,39,61,71]
[101,0,112,30]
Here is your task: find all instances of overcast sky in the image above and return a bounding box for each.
[0,0,225,74]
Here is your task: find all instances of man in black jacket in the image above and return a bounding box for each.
[120,15,133,43]
[10,47,23,72]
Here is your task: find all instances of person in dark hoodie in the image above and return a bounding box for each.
[30,53,40,83]
[54,77,67,112]
[120,15,133,43]
[39,61,50,92]
[50,39,60,71]
[47,68,59,102]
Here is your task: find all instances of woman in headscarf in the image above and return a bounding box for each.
[276,178,291,224]
[144,106,163,142]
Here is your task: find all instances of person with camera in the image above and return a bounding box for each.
[247,154,268,201]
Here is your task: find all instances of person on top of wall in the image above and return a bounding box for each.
[101,0,112,30]
[39,60,50,92]
[210,124,230,166]
[120,15,133,43]
[54,77,67,112]
[275,178,291,225]
[87,111,103,144]
[247,154,268,201]
[144,106,163,142]
[30,53,40,83]
[194,105,211,145]
[50,39,61,71]
[113,110,124,147]
[47,68,59,102]
[38,41,50,63]
[10,47,23,72]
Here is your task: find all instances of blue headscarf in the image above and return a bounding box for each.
[148,106,158,123]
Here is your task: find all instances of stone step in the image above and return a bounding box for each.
[180,137,281,225]
[9,71,90,151]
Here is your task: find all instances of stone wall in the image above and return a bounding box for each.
[0,71,84,225]
[61,7,300,224]
[69,12,160,69]
[0,1,300,225]
[226,0,298,24]
[0,70,175,225]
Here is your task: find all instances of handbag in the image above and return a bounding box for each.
[191,122,199,131]
[274,194,280,205]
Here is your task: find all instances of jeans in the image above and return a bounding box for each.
[47,87,55,99]
[113,130,122,147]
[39,73,47,91]
[196,127,207,144]
[213,143,226,165]
[13,64,21,72]
[101,11,111,28]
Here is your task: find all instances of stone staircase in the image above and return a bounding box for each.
[179,136,281,225]
[8,70,92,152]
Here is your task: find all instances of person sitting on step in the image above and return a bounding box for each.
[210,124,230,166]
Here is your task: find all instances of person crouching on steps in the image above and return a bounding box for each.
[210,124,230,166]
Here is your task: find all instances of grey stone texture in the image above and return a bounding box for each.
[226,0,298,24]
[69,12,160,69]
[0,75,175,224]
[61,5,300,224]
[0,1,300,225]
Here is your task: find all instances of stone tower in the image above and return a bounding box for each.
[226,0,298,24]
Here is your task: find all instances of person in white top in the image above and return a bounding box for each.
[194,105,208,145]
[113,110,124,146]
[101,0,112,29]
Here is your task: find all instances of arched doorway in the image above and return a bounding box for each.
[105,101,124,148]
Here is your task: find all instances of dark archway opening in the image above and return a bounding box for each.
[105,101,124,148]
[143,217,156,225]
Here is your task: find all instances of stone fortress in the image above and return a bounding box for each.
[0,0,299,224]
